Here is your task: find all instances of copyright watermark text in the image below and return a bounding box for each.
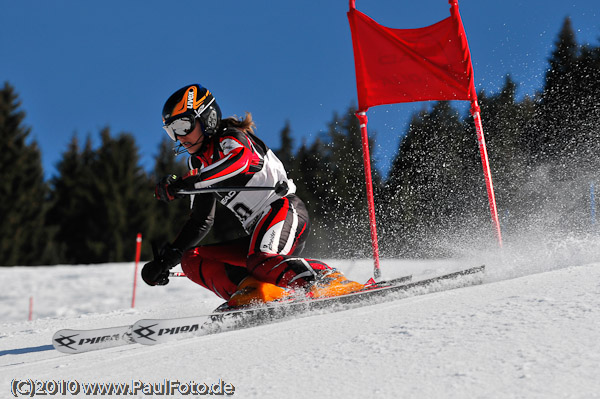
[10,378,235,397]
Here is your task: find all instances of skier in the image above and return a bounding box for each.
[142,84,364,308]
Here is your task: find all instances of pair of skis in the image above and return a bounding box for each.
[52,265,484,354]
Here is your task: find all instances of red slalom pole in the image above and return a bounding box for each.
[131,233,142,308]
[28,296,33,321]
[470,101,503,246]
[356,111,382,279]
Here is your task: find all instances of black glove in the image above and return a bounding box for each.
[141,259,170,286]
[155,174,187,202]
[141,243,183,286]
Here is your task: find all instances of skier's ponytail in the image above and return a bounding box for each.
[221,112,256,134]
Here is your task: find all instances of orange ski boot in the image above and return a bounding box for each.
[308,269,364,299]
[228,276,292,308]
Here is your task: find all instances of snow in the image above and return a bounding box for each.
[1,246,600,398]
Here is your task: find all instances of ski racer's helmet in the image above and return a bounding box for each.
[161,84,222,140]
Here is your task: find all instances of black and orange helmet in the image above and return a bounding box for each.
[161,84,222,138]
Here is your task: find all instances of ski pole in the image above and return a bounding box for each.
[177,180,288,196]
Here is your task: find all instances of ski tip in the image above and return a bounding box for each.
[52,327,132,354]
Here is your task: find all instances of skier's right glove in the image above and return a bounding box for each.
[155,174,187,202]
[141,243,183,286]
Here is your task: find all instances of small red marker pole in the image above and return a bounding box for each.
[28,296,33,321]
[131,233,142,308]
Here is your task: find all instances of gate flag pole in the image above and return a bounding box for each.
[355,110,382,279]
[470,100,503,246]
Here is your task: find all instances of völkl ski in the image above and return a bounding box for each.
[52,265,483,353]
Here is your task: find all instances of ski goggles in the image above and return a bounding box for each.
[163,115,196,141]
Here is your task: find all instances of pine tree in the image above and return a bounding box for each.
[526,17,600,234]
[0,83,49,265]
[49,128,155,263]
[291,138,330,255]
[384,102,481,256]
[320,108,376,257]
[274,120,294,171]
[148,138,190,249]
[536,17,580,168]
[88,128,154,262]
[473,77,533,231]
[575,45,600,175]
[47,135,96,263]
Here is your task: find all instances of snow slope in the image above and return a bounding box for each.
[1,252,600,398]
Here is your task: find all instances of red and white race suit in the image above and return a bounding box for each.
[171,124,331,300]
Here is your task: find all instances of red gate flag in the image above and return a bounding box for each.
[348,2,475,111]
[347,1,502,279]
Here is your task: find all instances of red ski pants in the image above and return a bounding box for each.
[181,195,331,299]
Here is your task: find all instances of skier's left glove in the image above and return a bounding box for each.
[141,243,183,286]
[155,174,188,202]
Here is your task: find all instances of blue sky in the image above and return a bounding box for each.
[1,1,598,179]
